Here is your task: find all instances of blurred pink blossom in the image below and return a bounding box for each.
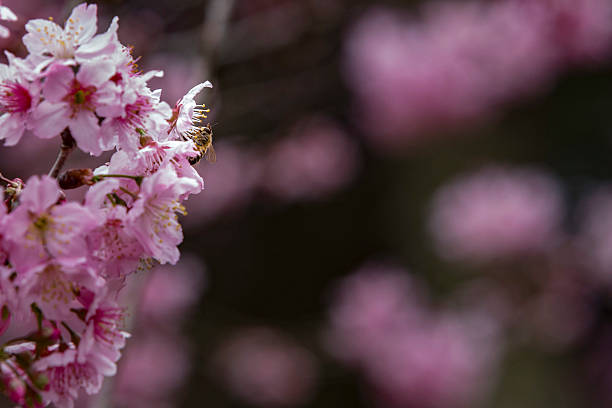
[139,254,206,324]
[214,327,318,407]
[114,335,190,408]
[368,317,498,408]
[326,266,501,408]
[185,140,260,227]
[324,265,426,364]
[345,0,612,151]
[577,187,612,284]
[428,166,564,262]
[547,0,612,63]
[261,116,359,201]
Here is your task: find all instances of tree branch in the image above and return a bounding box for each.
[48,128,76,179]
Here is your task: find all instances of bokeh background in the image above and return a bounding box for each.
[1,0,612,407]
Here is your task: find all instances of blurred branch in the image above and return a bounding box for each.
[217,2,307,65]
[220,62,338,124]
[201,0,236,78]
[215,0,345,66]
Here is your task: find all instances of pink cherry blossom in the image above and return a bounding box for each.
[4,175,100,272]
[31,61,119,155]
[0,2,212,406]
[0,52,39,146]
[35,346,114,408]
[137,140,203,194]
[98,69,172,153]
[23,3,118,69]
[14,260,102,322]
[78,288,128,368]
[127,166,199,264]
[168,81,213,140]
[85,207,145,280]
[0,3,16,38]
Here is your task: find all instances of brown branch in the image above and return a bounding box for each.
[48,128,76,179]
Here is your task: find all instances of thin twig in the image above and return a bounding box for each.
[201,0,236,77]
[48,128,76,179]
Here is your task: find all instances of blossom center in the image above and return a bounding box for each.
[147,198,186,243]
[64,80,96,115]
[39,265,75,307]
[0,82,32,114]
[33,214,51,232]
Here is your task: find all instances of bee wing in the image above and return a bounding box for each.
[204,144,217,163]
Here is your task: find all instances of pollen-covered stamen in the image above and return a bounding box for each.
[25,211,75,257]
[35,17,85,59]
[142,150,164,174]
[63,80,96,116]
[96,219,127,260]
[45,359,99,398]
[168,102,210,137]
[0,82,32,114]
[121,96,152,132]
[25,212,54,247]
[38,264,76,308]
[146,199,187,243]
[90,307,125,345]
[33,214,52,233]
[192,104,210,125]
[126,46,142,76]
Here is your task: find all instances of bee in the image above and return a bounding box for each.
[185,124,216,165]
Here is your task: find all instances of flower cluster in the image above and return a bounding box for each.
[0,3,212,407]
[428,166,564,263]
[346,0,612,150]
[325,265,501,408]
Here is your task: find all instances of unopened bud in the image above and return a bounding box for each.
[58,168,94,190]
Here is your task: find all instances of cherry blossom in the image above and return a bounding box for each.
[0,3,16,38]
[0,3,213,406]
[4,175,99,272]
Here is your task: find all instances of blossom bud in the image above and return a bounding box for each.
[58,168,94,190]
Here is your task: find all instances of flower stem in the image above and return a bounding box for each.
[92,174,144,186]
[48,128,76,179]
